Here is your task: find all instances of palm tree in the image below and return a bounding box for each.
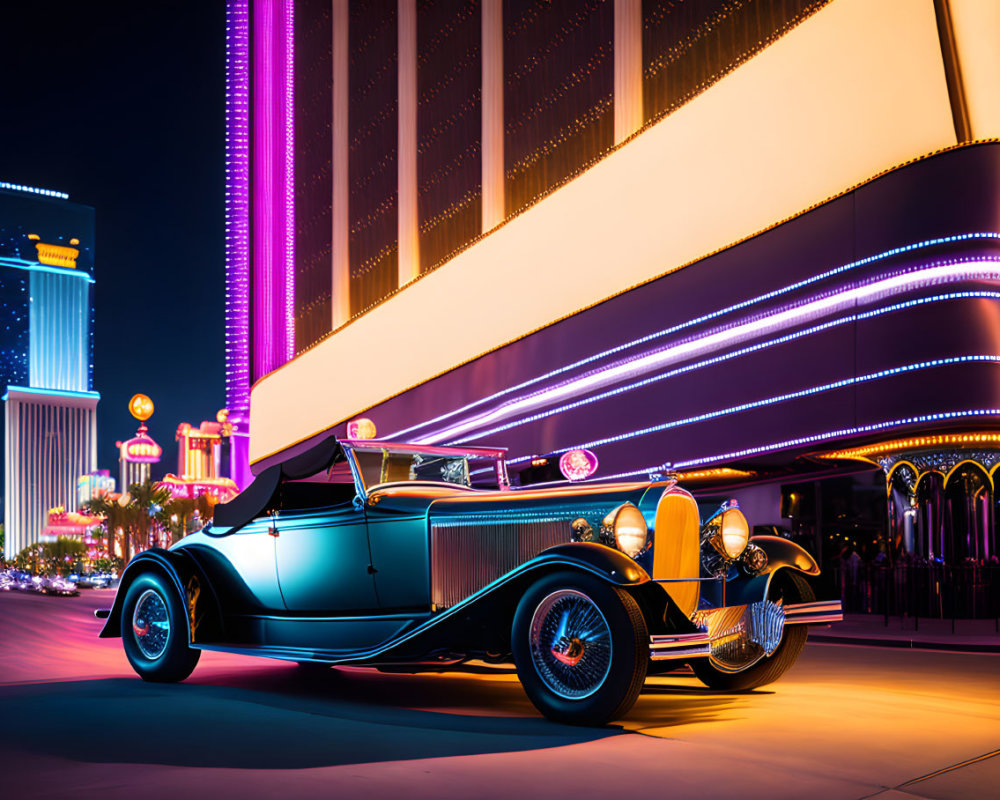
[127,479,173,551]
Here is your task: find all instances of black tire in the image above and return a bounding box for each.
[120,572,200,683]
[693,569,814,691]
[512,571,648,726]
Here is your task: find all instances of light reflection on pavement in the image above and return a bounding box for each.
[1,589,997,800]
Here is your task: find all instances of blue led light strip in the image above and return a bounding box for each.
[426,259,1000,444]
[0,181,69,200]
[2,385,100,402]
[387,232,1000,441]
[591,408,1000,482]
[502,354,1000,468]
[461,291,1000,443]
[0,257,94,283]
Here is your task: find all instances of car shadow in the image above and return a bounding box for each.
[0,664,738,769]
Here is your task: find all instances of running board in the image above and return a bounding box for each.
[783,600,843,626]
[649,631,712,661]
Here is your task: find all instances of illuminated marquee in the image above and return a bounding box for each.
[120,432,162,464]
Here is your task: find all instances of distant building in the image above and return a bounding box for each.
[1,182,98,560]
[117,425,162,493]
[77,469,115,507]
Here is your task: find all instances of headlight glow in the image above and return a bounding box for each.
[604,503,648,558]
[719,508,750,559]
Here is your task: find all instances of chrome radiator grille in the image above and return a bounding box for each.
[431,519,569,609]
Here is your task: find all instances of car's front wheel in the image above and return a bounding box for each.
[512,571,648,726]
[121,572,200,683]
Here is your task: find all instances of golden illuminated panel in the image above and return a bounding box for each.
[819,432,1000,463]
[652,488,701,617]
[249,0,957,465]
[676,468,755,482]
[34,242,79,269]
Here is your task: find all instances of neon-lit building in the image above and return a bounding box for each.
[117,425,162,492]
[77,469,116,507]
[230,1,1000,616]
[1,182,99,560]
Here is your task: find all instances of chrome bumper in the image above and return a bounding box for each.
[649,631,712,661]
[783,599,843,625]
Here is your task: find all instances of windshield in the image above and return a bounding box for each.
[348,443,507,492]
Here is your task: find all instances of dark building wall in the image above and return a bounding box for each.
[319,144,1000,481]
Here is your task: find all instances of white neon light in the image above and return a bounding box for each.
[462,291,1000,443]
[421,259,1000,444]
[503,354,1000,466]
[387,233,1000,441]
[587,408,1000,481]
[0,181,69,200]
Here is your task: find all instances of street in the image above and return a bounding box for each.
[0,589,997,800]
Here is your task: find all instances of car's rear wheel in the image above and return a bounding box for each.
[512,571,647,726]
[693,569,814,691]
[121,573,200,683]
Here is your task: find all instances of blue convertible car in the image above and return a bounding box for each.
[98,437,841,725]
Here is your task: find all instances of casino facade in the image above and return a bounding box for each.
[226,0,1000,616]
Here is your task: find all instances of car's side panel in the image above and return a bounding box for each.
[274,504,379,611]
[750,535,821,576]
[366,514,432,609]
[177,522,284,611]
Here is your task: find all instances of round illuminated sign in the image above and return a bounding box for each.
[559,449,599,481]
[347,418,377,440]
[129,393,154,421]
[122,433,162,463]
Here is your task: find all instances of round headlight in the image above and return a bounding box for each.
[719,508,749,559]
[603,503,648,558]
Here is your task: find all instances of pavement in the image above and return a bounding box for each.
[2,589,999,800]
[810,613,1000,653]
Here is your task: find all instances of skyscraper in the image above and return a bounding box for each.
[0,182,98,560]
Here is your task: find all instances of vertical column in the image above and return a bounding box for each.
[614,0,643,144]
[225,0,251,415]
[481,0,504,232]
[398,0,419,286]
[331,0,350,327]
[252,0,295,380]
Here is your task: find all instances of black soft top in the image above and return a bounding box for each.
[213,436,342,529]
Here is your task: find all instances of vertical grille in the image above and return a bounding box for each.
[431,519,569,608]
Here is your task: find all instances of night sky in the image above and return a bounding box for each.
[0,1,227,478]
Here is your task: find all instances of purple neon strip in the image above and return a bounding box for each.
[283,0,295,363]
[460,291,1000,443]
[251,0,294,380]
[589,408,1000,480]
[421,258,1000,444]
[225,0,250,413]
[387,232,1000,441]
[501,354,1000,467]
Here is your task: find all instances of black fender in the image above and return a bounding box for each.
[98,548,223,644]
[724,536,821,607]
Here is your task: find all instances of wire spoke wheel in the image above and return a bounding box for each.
[513,571,647,725]
[131,589,171,660]
[529,590,613,699]
[121,572,200,683]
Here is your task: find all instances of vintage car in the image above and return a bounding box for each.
[97,437,841,725]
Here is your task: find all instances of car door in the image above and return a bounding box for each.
[272,502,379,612]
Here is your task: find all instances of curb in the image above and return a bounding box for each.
[809,633,1000,654]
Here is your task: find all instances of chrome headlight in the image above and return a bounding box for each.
[702,500,750,564]
[602,503,649,558]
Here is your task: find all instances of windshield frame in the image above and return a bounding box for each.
[341,439,510,496]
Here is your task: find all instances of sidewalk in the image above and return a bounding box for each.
[810,613,1000,653]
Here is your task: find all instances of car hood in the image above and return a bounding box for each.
[367,480,662,522]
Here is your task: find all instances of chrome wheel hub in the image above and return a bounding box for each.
[132,589,170,660]
[529,590,612,699]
